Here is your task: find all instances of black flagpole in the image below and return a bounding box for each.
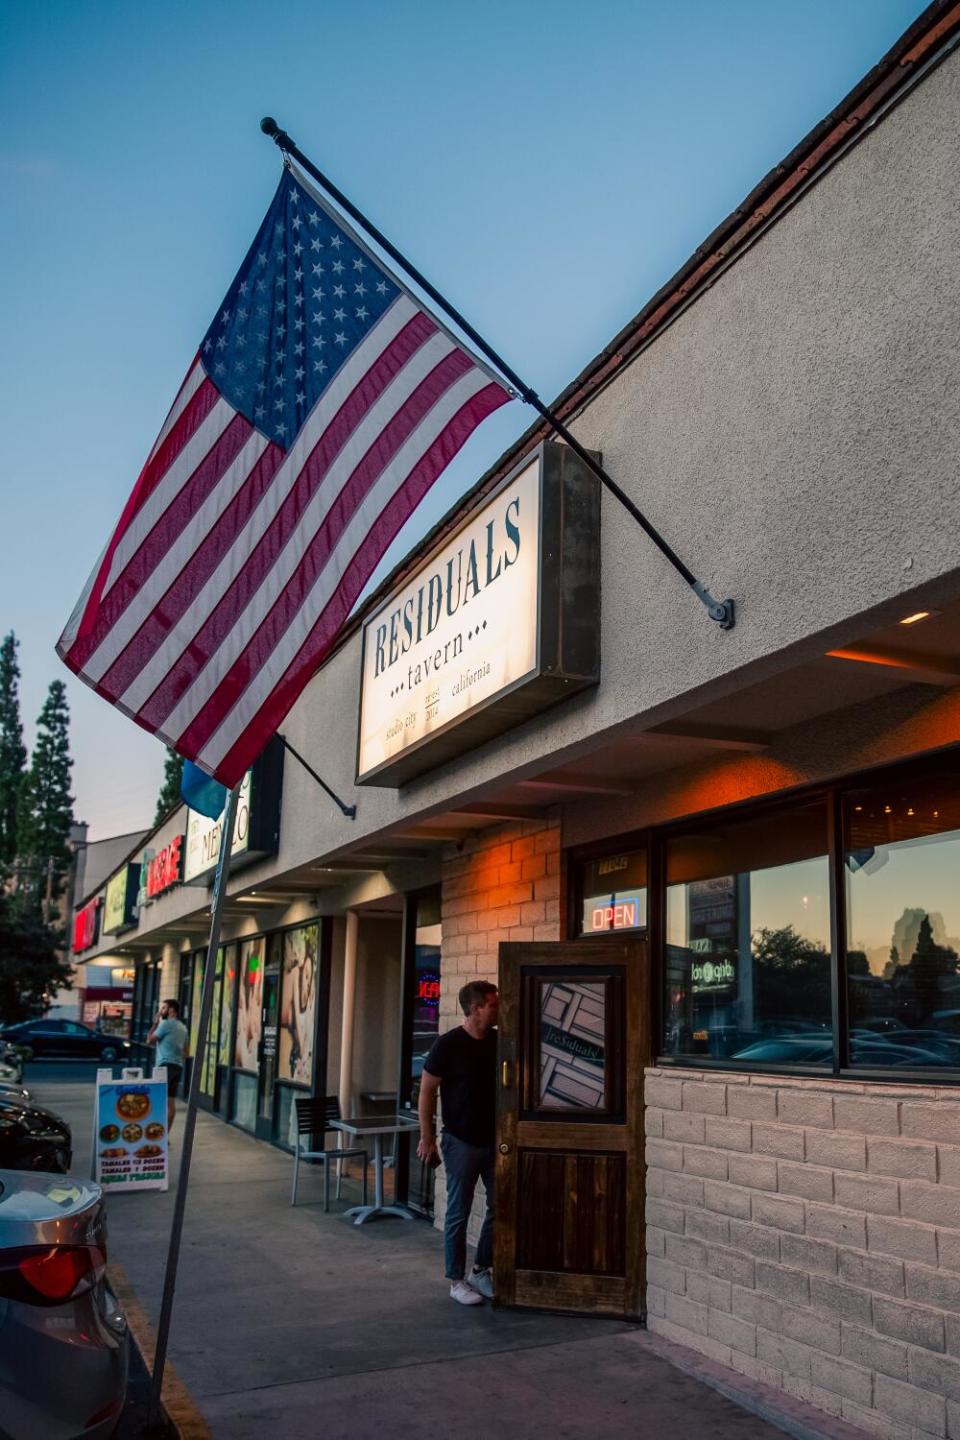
[260,117,734,631]
[149,783,239,1428]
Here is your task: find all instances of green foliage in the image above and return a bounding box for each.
[16,680,74,918]
[154,748,184,825]
[0,632,27,865]
[752,924,831,1020]
[0,890,73,1023]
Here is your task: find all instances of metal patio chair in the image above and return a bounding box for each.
[291,1096,368,1210]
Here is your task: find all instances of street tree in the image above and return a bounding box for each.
[0,891,72,1023]
[17,680,74,920]
[0,631,27,865]
[154,748,184,824]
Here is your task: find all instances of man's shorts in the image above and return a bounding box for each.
[164,1063,183,1098]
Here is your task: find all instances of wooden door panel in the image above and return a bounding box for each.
[515,1150,626,1275]
[496,937,649,1319]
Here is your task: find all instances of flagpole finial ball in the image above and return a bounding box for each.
[260,117,279,136]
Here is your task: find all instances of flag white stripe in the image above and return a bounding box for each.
[147,359,207,461]
[82,430,271,684]
[198,366,492,768]
[102,398,236,595]
[119,319,452,719]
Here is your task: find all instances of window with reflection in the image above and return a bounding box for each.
[845,763,960,1070]
[663,798,831,1064]
[580,849,647,935]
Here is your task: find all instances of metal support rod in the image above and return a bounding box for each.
[149,784,240,1426]
[281,736,356,819]
[260,116,734,630]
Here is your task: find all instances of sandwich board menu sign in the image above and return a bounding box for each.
[92,1068,169,1191]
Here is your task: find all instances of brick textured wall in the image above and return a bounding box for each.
[434,814,562,1238]
[645,1066,960,1440]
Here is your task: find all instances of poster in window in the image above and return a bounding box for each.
[219,946,236,1066]
[280,924,317,1085]
[235,940,263,1071]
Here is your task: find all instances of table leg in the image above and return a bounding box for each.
[373,1133,384,1208]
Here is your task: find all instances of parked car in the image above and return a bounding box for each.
[0,1169,129,1439]
[0,1094,72,1174]
[0,1020,132,1063]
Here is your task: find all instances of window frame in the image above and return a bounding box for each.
[569,748,960,1086]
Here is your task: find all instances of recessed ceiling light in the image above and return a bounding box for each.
[899,610,939,625]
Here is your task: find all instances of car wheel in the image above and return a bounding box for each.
[100,1045,119,1061]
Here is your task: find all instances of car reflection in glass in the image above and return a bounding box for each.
[732,1029,960,1067]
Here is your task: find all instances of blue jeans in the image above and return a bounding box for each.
[442,1131,495,1281]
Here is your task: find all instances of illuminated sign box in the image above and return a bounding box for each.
[183,736,284,885]
[103,863,140,935]
[584,892,646,933]
[73,896,101,954]
[357,442,600,786]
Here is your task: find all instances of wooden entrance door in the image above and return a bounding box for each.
[495,937,648,1319]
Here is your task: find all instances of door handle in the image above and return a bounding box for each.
[499,1143,510,1155]
[501,1061,512,1087]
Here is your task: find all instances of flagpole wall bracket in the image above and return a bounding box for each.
[693,584,736,630]
[281,736,356,820]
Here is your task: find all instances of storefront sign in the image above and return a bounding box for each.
[103,863,140,935]
[92,1068,168,1192]
[145,835,184,898]
[185,771,250,881]
[357,441,600,786]
[183,737,283,884]
[73,896,101,954]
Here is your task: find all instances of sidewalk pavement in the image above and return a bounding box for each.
[36,1069,862,1440]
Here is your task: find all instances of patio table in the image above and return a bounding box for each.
[330,1114,420,1224]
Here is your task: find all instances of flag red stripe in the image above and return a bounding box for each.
[95,437,285,701]
[73,412,254,674]
[168,346,477,757]
[208,380,511,782]
[64,361,216,652]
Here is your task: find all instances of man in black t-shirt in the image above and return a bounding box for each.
[418,980,498,1306]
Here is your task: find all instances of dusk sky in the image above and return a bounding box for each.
[1,0,924,838]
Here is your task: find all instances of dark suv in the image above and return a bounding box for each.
[0,1021,131,1063]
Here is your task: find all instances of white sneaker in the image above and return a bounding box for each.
[450,1279,484,1306]
[469,1266,494,1300]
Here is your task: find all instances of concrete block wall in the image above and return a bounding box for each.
[434,813,562,1236]
[645,1066,960,1440]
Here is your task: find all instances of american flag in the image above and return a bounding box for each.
[57,165,513,786]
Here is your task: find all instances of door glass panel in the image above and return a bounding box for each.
[539,980,607,1110]
[189,953,205,1057]
[258,970,280,1119]
[200,949,223,1097]
[219,945,237,1067]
